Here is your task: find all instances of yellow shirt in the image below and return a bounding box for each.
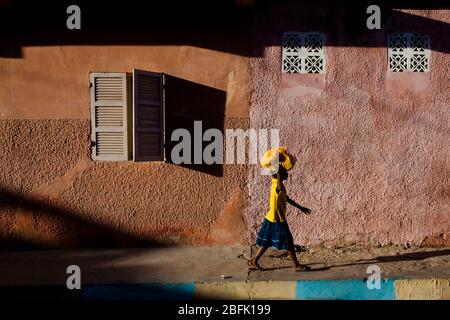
[265,178,287,222]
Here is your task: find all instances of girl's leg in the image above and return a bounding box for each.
[288,249,310,272]
[248,246,268,270]
[254,246,268,263]
[288,249,301,268]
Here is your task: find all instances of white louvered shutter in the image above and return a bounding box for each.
[90,72,129,161]
[133,69,165,161]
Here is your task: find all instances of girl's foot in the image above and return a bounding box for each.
[247,258,264,271]
[292,264,311,272]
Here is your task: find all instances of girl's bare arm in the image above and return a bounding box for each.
[287,196,311,214]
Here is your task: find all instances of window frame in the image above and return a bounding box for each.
[133,69,165,162]
[90,72,129,161]
[89,70,165,162]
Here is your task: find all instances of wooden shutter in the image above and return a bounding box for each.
[90,72,129,161]
[133,69,165,161]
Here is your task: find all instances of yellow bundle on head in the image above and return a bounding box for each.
[260,146,297,174]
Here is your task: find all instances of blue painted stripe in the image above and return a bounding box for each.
[83,283,195,300]
[296,279,395,300]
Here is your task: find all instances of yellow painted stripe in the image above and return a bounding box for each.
[395,279,450,300]
[194,281,296,300]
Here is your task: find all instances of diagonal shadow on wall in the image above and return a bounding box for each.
[0,186,165,250]
[0,0,449,58]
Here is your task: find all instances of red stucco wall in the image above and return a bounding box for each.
[0,45,250,248]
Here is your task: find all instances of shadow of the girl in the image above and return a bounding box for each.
[256,265,331,272]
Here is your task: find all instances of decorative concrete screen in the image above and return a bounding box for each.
[282,32,325,74]
[388,33,430,72]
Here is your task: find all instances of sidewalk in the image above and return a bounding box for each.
[0,245,449,299]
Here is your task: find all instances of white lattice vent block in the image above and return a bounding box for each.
[282,32,325,74]
[388,33,430,72]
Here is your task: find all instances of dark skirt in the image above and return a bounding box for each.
[256,218,295,251]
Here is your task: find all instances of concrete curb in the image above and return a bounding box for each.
[82,278,450,300]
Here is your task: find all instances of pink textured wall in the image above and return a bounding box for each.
[247,6,450,247]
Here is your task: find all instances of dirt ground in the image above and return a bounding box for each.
[0,245,448,286]
[245,244,450,281]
